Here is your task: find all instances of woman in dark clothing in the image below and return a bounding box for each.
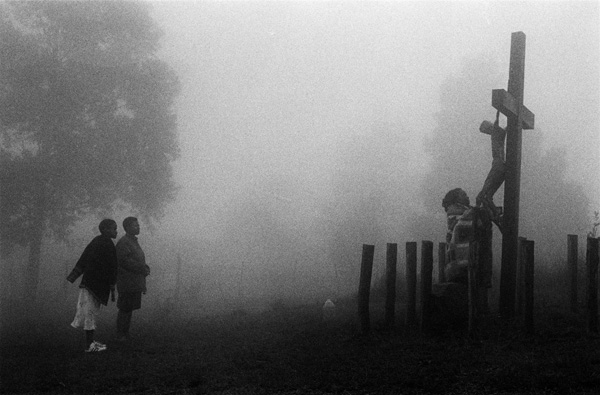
[67,219,118,352]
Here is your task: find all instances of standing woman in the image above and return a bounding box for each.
[115,217,150,341]
[67,219,118,352]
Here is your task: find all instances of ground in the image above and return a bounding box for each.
[1,297,600,395]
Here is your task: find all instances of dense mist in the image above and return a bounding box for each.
[1,1,598,316]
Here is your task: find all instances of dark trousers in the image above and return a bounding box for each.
[116,292,142,337]
[116,310,132,336]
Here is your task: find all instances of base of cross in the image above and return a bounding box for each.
[429,208,492,333]
[428,282,490,331]
[430,283,469,329]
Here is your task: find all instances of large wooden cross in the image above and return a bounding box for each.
[492,32,535,319]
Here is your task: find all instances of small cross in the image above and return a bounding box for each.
[492,32,535,319]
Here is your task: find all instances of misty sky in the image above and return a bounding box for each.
[147,1,599,241]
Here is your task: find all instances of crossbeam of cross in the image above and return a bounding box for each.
[492,89,534,130]
[492,32,535,319]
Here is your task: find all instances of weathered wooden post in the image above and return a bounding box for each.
[358,244,375,334]
[385,243,397,328]
[420,241,434,332]
[406,242,417,326]
[438,242,447,283]
[568,234,578,312]
[468,240,480,339]
[587,237,599,334]
[516,237,527,316]
[493,32,536,319]
[523,240,535,335]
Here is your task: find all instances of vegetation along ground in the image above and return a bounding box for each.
[2,292,600,395]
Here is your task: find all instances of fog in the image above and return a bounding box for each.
[4,1,599,314]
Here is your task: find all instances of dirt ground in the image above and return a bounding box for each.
[2,297,600,395]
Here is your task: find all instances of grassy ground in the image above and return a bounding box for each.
[2,296,600,395]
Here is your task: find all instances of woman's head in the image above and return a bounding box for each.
[99,219,118,238]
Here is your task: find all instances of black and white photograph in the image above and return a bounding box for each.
[1,1,599,394]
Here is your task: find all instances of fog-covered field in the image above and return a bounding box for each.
[3,263,600,395]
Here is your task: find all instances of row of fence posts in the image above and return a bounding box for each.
[357,241,436,335]
[565,235,600,334]
[357,235,600,336]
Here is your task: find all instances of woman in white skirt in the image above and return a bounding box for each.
[68,219,118,352]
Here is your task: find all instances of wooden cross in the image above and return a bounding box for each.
[492,32,535,319]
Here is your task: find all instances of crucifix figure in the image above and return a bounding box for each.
[479,32,535,319]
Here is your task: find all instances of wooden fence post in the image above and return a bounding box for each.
[358,244,375,335]
[568,234,578,312]
[468,240,480,339]
[587,237,599,334]
[438,242,446,283]
[420,241,433,332]
[516,237,527,316]
[406,242,417,326]
[385,243,397,328]
[523,240,535,335]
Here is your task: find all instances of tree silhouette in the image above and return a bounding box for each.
[0,2,180,301]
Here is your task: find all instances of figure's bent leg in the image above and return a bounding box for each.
[477,122,506,205]
[116,309,132,339]
[477,120,506,232]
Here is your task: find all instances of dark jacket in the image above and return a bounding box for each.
[67,234,118,305]
[116,234,149,294]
